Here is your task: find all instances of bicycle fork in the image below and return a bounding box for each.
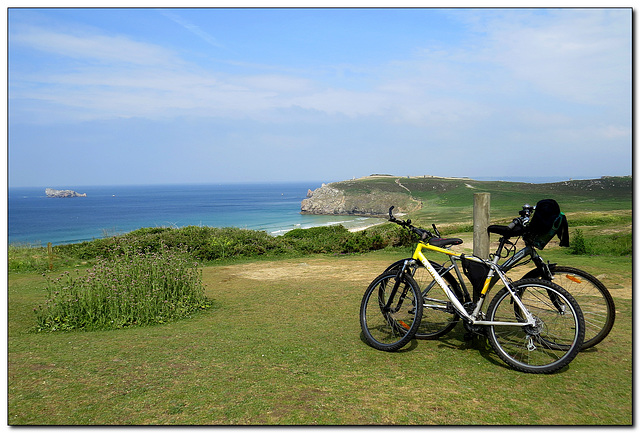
[382,260,413,330]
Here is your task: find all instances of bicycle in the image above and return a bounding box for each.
[359,207,585,374]
[384,203,614,350]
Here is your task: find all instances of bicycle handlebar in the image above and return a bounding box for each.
[508,203,533,229]
[506,215,530,232]
[388,206,433,241]
[389,203,532,242]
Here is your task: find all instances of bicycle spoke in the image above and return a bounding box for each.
[360,271,423,351]
[486,279,584,373]
[551,268,615,349]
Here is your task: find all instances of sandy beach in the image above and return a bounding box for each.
[347,220,386,232]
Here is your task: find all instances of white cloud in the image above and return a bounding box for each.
[472,9,631,105]
[11,24,180,66]
[9,8,631,146]
[234,74,315,94]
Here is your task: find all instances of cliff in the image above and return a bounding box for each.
[45,188,87,198]
[301,179,422,216]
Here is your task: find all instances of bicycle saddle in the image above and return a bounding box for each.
[428,237,463,248]
[487,224,525,238]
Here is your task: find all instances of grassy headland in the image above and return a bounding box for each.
[310,174,632,222]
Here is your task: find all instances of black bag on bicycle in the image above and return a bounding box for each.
[461,255,490,303]
[524,199,569,250]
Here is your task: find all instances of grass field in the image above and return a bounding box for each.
[8,243,632,425]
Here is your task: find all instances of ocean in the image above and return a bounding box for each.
[8,182,383,246]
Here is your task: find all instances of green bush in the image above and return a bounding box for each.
[372,224,416,247]
[13,223,420,273]
[34,244,211,332]
[283,225,352,254]
[570,229,589,255]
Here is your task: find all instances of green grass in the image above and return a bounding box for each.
[8,248,632,425]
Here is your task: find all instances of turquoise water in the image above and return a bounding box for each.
[8,182,383,246]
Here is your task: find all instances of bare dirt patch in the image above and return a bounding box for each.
[597,274,632,300]
[230,258,383,284]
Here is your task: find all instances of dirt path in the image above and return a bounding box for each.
[205,256,388,287]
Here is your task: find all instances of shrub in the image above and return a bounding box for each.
[570,229,589,255]
[283,225,352,254]
[34,244,211,332]
[22,222,439,272]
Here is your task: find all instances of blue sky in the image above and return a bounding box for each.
[8,7,632,187]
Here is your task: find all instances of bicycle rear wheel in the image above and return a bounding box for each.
[384,259,462,339]
[486,278,585,374]
[526,266,615,349]
[360,271,423,351]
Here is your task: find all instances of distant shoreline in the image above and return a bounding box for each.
[9,183,393,246]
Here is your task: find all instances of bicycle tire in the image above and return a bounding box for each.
[360,270,423,351]
[485,278,585,374]
[524,266,615,349]
[385,259,461,339]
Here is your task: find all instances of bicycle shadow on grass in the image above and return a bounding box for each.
[415,324,521,371]
[416,323,477,350]
[358,324,587,372]
[358,332,420,353]
[434,324,579,373]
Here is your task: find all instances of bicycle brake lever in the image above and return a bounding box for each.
[388,206,396,221]
[389,206,398,222]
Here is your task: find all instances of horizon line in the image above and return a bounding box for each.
[7,174,632,189]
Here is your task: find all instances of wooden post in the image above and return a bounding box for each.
[47,242,53,271]
[473,193,490,259]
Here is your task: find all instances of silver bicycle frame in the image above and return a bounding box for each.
[413,243,536,327]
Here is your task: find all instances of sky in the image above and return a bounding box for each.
[7,7,632,187]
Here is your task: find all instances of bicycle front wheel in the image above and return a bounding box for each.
[360,271,423,351]
[527,266,615,349]
[384,259,462,339]
[486,278,585,374]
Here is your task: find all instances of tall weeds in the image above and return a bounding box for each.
[35,244,211,331]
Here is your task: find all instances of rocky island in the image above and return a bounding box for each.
[45,188,87,198]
